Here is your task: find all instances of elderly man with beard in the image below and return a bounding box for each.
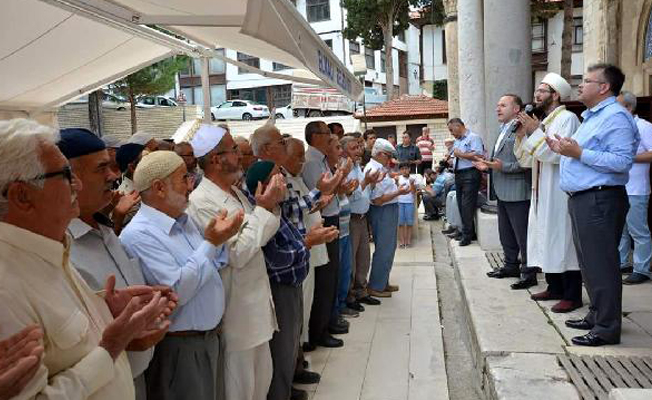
[364,138,411,297]
[58,128,179,400]
[185,124,282,400]
[513,73,583,312]
[120,151,243,399]
[174,142,202,189]
[0,118,170,400]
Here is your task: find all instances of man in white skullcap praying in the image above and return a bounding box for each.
[513,72,583,313]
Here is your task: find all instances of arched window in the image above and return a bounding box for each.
[645,10,652,60]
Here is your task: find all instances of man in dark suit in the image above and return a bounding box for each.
[476,94,536,290]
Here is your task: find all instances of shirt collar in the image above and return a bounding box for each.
[67,218,94,240]
[307,145,326,160]
[368,157,384,171]
[0,222,68,268]
[139,203,184,235]
[582,96,616,119]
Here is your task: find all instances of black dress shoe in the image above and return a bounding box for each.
[565,319,593,330]
[620,266,634,274]
[571,332,617,347]
[447,231,461,239]
[294,370,321,384]
[291,387,308,400]
[347,301,365,312]
[328,324,349,335]
[318,335,344,348]
[459,238,472,246]
[442,227,456,235]
[510,278,537,290]
[487,268,520,279]
[302,342,317,352]
[623,273,650,285]
[358,295,381,305]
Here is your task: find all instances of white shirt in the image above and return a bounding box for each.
[494,120,516,154]
[397,175,415,204]
[626,116,652,195]
[364,158,399,205]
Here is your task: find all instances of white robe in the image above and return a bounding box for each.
[514,106,580,273]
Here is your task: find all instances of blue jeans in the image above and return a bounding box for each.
[619,194,652,277]
[368,203,399,291]
[334,235,352,314]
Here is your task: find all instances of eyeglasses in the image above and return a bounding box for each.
[215,145,241,156]
[582,79,606,85]
[534,88,553,94]
[34,165,74,184]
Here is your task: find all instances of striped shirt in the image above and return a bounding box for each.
[416,135,434,161]
[338,195,351,238]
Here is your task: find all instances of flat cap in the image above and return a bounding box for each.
[57,128,106,159]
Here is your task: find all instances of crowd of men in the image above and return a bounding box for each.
[0,116,415,400]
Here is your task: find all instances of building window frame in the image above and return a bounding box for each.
[307,0,330,22]
[573,17,583,52]
[531,19,547,53]
[237,52,260,74]
[365,47,375,69]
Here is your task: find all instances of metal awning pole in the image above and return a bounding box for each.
[201,57,211,123]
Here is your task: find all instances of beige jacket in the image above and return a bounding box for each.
[188,178,279,352]
[0,222,134,400]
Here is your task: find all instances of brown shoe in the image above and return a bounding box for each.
[368,289,392,298]
[530,290,563,301]
[385,284,399,292]
[551,300,583,313]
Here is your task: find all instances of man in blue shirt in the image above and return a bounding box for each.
[120,150,243,399]
[447,118,485,246]
[547,64,640,347]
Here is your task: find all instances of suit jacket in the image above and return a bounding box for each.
[490,121,532,202]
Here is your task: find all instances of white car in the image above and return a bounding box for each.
[68,92,129,110]
[274,105,293,119]
[211,100,270,121]
[136,96,178,108]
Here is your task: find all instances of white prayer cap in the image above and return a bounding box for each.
[171,119,227,158]
[541,72,572,101]
[133,150,184,192]
[371,138,396,157]
[128,131,154,146]
[101,134,124,149]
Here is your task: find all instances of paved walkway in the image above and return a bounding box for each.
[298,222,449,400]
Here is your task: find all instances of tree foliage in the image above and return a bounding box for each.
[432,79,448,100]
[110,55,188,133]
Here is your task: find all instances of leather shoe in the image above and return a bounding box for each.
[346,301,365,312]
[565,318,593,330]
[447,232,461,239]
[302,342,316,352]
[328,323,349,335]
[459,238,472,246]
[385,283,399,292]
[487,268,520,279]
[291,387,308,400]
[571,332,617,347]
[294,370,321,384]
[358,295,381,305]
[510,278,537,290]
[442,227,456,235]
[620,266,634,274]
[318,335,344,348]
[623,273,650,285]
[368,289,392,298]
[530,290,563,301]
[551,300,583,313]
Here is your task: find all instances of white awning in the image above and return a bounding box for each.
[0,0,362,118]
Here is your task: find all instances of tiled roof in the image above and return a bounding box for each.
[355,94,448,122]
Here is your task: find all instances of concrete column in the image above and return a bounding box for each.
[483,0,532,146]
[583,0,620,68]
[457,0,486,139]
[443,0,460,118]
[200,57,211,124]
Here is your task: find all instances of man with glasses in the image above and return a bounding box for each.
[0,118,170,399]
[547,64,640,346]
[174,142,202,189]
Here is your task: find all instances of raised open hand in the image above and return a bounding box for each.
[204,209,245,246]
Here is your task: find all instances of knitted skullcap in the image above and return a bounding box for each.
[245,160,276,193]
[133,150,184,192]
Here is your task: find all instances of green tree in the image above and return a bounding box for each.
[432,79,448,100]
[110,55,188,134]
[342,0,444,100]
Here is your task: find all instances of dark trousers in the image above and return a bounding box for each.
[455,168,482,240]
[308,216,339,344]
[568,187,628,343]
[545,271,583,303]
[497,199,536,279]
[422,193,440,217]
[417,160,432,176]
[268,282,302,400]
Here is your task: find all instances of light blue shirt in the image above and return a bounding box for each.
[347,164,371,214]
[120,204,228,332]
[559,97,640,192]
[453,130,484,170]
[302,146,340,217]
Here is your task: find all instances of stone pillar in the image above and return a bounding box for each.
[443,0,460,118]
[483,0,532,146]
[583,0,621,68]
[457,0,486,139]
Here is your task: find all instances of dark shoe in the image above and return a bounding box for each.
[347,301,365,312]
[294,370,321,384]
[510,278,537,290]
[302,342,317,352]
[551,300,583,313]
[571,332,617,347]
[358,295,381,305]
[620,266,634,274]
[530,290,563,301]
[442,227,456,235]
[338,316,350,328]
[340,307,360,318]
[447,232,461,239]
[291,387,308,400]
[423,215,435,221]
[459,238,472,246]
[565,318,593,330]
[302,359,309,369]
[487,268,520,279]
[318,334,344,348]
[454,234,463,241]
[328,323,349,335]
[623,273,650,285]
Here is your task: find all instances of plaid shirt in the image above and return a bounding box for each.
[281,170,321,236]
[244,189,309,287]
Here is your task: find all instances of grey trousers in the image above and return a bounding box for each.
[145,330,219,400]
[348,215,371,302]
[568,187,628,343]
[268,282,302,400]
[497,199,536,279]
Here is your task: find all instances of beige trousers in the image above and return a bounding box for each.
[224,342,273,400]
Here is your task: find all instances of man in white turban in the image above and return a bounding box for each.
[513,72,583,313]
